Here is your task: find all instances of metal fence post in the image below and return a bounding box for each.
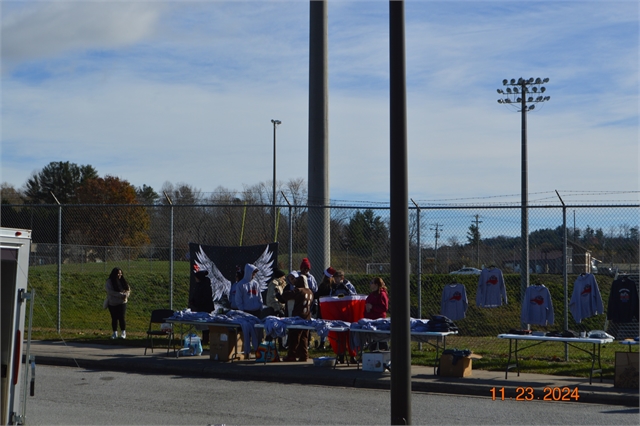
[282,192,293,272]
[56,199,62,333]
[556,191,569,360]
[411,200,422,319]
[164,192,174,310]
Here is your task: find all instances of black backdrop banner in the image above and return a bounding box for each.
[188,242,279,299]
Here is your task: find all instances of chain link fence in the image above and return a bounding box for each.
[2,203,638,360]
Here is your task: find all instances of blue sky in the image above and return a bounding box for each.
[1,0,638,205]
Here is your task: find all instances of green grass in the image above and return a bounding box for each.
[26,262,623,379]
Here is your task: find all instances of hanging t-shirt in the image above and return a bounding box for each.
[569,273,604,323]
[441,283,468,321]
[476,267,507,307]
[521,284,554,326]
[607,276,639,323]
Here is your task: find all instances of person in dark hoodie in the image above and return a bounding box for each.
[277,275,314,362]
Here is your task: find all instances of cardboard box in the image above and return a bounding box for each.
[438,353,481,377]
[614,352,639,389]
[362,351,391,372]
[209,325,244,362]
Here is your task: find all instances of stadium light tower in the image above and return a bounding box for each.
[497,77,550,326]
[271,119,281,241]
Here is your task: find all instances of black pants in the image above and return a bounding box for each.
[108,303,127,332]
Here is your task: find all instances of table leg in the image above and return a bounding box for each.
[515,339,521,376]
[504,339,522,378]
[585,342,605,385]
[231,329,242,362]
[433,336,441,375]
[598,343,603,382]
[176,323,185,358]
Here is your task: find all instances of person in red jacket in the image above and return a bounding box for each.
[365,277,389,351]
[365,277,389,319]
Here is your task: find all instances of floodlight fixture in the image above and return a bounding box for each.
[496,77,550,113]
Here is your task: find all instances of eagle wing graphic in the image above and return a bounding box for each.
[194,246,231,302]
[252,245,274,293]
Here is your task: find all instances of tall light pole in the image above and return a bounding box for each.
[271,119,281,242]
[497,77,550,325]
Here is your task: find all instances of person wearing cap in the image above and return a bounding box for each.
[330,270,357,296]
[234,263,264,317]
[264,269,287,317]
[297,258,318,294]
[189,268,215,344]
[277,275,314,362]
[283,271,299,294]
[317,267,336,300]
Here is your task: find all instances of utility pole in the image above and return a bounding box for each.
[430,223,442,273]
[389,0,411,423]
[471,215,482,267]
[497,76,551,315]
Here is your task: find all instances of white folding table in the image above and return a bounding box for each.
[349,328,458,373]
[497,333,613,384]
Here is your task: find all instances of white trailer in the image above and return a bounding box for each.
[1,228,35,425]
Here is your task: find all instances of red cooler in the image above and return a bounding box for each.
[319,295,367,357]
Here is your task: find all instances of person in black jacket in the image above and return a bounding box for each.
[314,267,336,349]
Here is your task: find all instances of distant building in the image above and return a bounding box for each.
[567,240,593,274]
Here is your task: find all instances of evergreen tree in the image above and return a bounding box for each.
[24,161,98,204]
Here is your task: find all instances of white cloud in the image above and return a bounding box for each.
[1,1,163,68]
